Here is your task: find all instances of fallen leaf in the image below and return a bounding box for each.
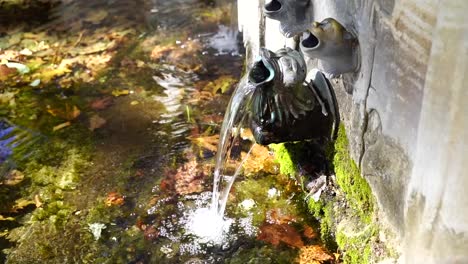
[257,223,304,248]
[47,104,81,120]
[297,245,336,264]
[303,225,318,239]
[53,121,71,131]
[29,79,41,87]
[0,64,18,80]
[143,225,159,241]
[34,194,43,208]
[189,134,219,153]
[1,170,24,186]
[105,192,125,206]
[242,144,278,175]
[38,65,72,83]
[84,10,108,24]
[6,62,30,74]
[0,215,14,221]
[11,199,36,213]
[112,89,130,97]
[174,159,205,195]
[90,97,114,110]
[266,208,297,225]
[19,48,33,56]
[88,114,107,131]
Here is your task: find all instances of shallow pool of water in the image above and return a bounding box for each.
[0,1,335,263]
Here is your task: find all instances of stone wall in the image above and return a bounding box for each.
[237,0,468,262]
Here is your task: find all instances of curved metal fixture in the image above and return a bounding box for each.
[247,48,339,145]
[300,18,359,75]
[263,0,314,38]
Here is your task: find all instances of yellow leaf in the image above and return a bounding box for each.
[189,134,219,153]
[53,121,71,131]
[1,170,24,186]
[112,89,130,97]
[0,215,15,221]
[47,104,80,120]
[11,199,36,213]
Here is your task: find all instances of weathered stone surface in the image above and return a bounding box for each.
[237,0,468,262]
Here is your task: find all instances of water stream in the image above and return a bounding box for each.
[1,1,334,263]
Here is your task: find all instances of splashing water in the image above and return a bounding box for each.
[186,78,257,243]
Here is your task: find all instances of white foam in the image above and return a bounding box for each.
[186,207,233,244]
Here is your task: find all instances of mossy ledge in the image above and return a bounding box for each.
[271,125,397,263]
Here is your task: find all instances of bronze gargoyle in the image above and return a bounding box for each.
[247,47,339,145]
[300,18,359,75]
[263,0,314,38]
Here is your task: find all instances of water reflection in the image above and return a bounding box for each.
[0,0,330,263]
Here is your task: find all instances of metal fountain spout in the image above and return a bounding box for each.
[247,47,339,145]
[300,18,360,75]
[263,0,314,38]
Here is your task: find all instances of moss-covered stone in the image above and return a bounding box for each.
[271,125,395,263]
[333,125,374,223]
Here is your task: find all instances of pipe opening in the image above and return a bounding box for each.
[301,31,319,48]
[265,0,282,12]
[249,60,271,84]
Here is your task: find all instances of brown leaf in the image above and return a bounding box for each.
[89,114,107,131]
[1,170,24,186]
[303,225,318,239]
[257,223,304,248]
[266,208,297,225]
[0,64,18,81]
[242,144,278,175]
[47,104,81,120]
[90,97,114,110]
[297,245,336,264]
[105,192,125,207]
[143,225,159,241]
[174,159,205,195]
[189,134,219,153]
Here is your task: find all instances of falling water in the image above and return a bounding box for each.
[187,77,257,243]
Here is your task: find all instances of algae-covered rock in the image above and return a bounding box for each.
[270,124,397,263]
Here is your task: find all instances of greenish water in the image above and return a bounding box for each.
[0,1,335,263]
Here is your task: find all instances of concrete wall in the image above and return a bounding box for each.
[237,0,468,262]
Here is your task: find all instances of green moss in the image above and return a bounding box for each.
[271,125,385,263]
[333,125,374,223]
[233,176,298,225]
[336,223,378,264]
[269,143,297,176]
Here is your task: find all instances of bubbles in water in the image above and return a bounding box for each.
[186,207,233,244]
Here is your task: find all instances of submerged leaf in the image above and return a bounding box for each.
[88,114,107,131]
[47,104,81,120]
[189,134,219,153]
[90,97,114,110]
[105,192,125,206]
[53,121,71,131]
[1,170,24,186]
[257,223,304,248]
[29,79,41,87]
[297,245,336,264]
[6,62,30,74]
[112,89,130,97]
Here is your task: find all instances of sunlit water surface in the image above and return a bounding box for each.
[0,0,328,263]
